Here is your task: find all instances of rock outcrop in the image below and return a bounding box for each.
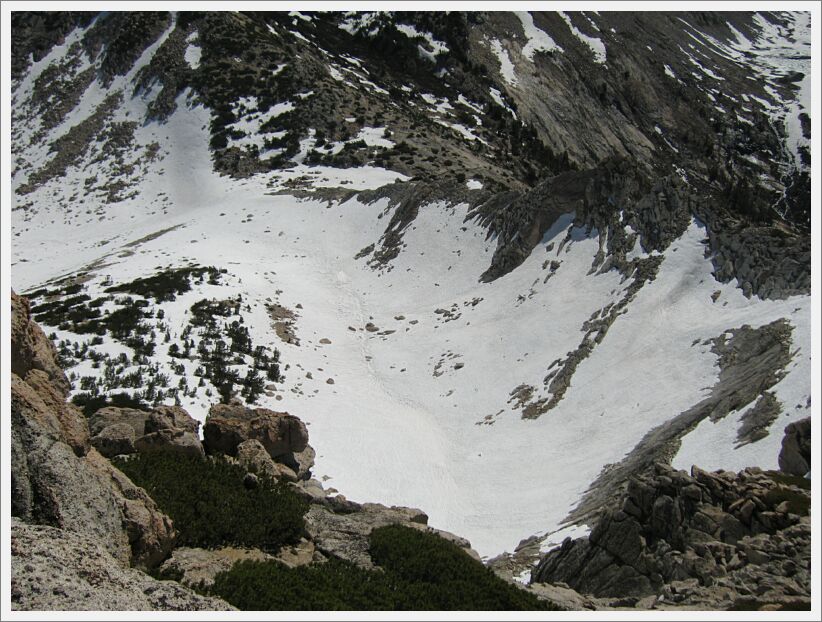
[203,402,313,479]
[304,501,480,570]
[236,439,298,482]
[10,520,233,611]
[156,542,320,589]
[12,398,176,573]
[134,427,205,459]
[532,461,811,610]
[778,417,811,477]
[89,406,150,437]
[11,291,176,571]
[89,404,203,459]
[567,319,794,526]
[157,547,275,588]
[91,421,138,457]
[147,406,201,435]
[11,291,71,395]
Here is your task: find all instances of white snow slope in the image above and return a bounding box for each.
[9,19,812,560]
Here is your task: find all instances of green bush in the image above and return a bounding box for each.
[209,558,399,611]
[207,525,552,611]
[112,451,308,551]
[369,525,548,610]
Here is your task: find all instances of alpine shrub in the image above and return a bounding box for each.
[112,451,308,551]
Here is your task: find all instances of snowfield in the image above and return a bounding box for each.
[9,14,812,560]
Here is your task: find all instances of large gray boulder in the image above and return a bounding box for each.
[88,407,148,458]
[11,291,71,396]
[10,520,234,611]
[203,403,309,460]
[236,439,297,482]
[89,407,149,438]
[134,428,205,459]
[91,422,137,458]
[280,445,316,481]
[90,404,204,459]
[146,406,200,435]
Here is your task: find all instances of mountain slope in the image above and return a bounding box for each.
[9,10,813,560]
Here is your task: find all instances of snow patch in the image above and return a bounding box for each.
[184,44,202,70]
[490,39,517,87]
[516,11,563,60]
[290,29,310,43]
[489,87,517,119]
[421,93,453,114]
[289,11,313,22]
[226,97,294,153]
[457,94,484,115]
[355,126,394,149]
[328,65,347,83]
[676,41,725,82]
[338,12,379,36]
[559,12,605,63]
[395,23,449,61]
[436,120,487,145]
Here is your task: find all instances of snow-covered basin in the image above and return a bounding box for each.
[11,94,811,559]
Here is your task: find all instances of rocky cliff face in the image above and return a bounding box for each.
[11,292,178,569]
[778,418,811,477]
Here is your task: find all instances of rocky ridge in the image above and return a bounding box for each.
[566,318,796,526]
[531,452,811,611]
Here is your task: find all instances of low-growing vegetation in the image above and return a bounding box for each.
[207,524,553,611]
[188,296,283,402]
[368,524,547,610]
[208,558,403,610]
[71,391,151,417]
[106,266,223,302]
[113,451,308,551]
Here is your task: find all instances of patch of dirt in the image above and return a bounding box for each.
[266,303,300,345]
